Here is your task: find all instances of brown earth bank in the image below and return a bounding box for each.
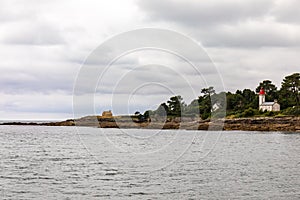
[1,116,299,132]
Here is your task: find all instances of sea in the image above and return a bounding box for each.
[0,126,299,199]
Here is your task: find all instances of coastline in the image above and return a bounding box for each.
[1,116,299,132]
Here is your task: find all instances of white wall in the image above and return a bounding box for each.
[273,103,280,111]
[260,103,280,112]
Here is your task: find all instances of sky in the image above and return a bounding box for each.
[0,0,299,120]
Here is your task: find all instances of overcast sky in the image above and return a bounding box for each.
[0,0,299,120]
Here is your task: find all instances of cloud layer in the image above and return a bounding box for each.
[0,0,299,119]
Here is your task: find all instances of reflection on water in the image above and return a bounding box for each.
[0,126,299,199]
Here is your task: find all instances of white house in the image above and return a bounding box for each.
[259,88,280,111]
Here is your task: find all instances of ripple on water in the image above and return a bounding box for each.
[0,126,299,199]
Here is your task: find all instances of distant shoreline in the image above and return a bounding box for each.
[1,116,299,132]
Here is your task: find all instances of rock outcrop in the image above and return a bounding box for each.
[223,116,300,132]
[1,116,299,132]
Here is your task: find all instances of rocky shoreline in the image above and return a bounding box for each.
[223,116,299,132]
[1,116,299,132]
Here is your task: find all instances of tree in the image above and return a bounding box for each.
[236,90,242,95]
[155,103,169,117]
[242,89,257,109]
[167,95,186,117]
[256,80,278,101]
[143,110,152,119]
[226,92,235,111]
[201,86,215,98]
[197,95,211,119]
[232,93,244,110]
[198,87,215,119]
[226,89,257,115]
[184,99,200,117]
[279,73,300,109]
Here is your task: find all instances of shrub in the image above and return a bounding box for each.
[282,106,300,116]
[242,107,256,117]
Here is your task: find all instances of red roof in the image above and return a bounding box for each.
[259,88,265,95]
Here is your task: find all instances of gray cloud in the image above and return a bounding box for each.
[0,0,65,45]
[271,0,300,24]
[0,63,79,95]
[0,92,73,120]
[0,0,299,119]
[138,0,300,48]
[210,47,300,91]
[0,4,33,22]
[2,22,65,45]
[138,0,274,26]
[195,22,300,47]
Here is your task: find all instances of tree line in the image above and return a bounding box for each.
[137,72,299,120]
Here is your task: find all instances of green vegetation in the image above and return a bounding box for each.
[279,73,300,109]
[255,80,278,101]
[136,73,300,120]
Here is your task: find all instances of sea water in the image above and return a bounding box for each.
[0,126,299,199]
